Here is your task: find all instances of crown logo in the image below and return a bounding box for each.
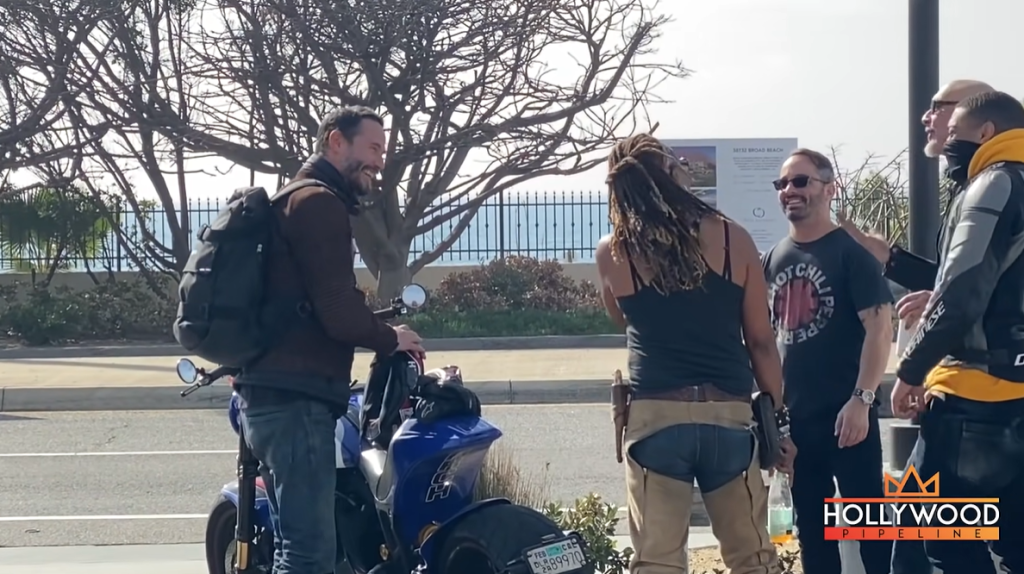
[884,465,939,497]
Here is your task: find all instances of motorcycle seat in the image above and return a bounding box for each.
[358,446,395,502]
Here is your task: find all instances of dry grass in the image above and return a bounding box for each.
[474,440,551,508]
[690,542,801,574]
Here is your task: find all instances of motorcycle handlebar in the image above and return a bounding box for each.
[205,365,241,383]
[373,298,407,320]
[373,307,400,320]
[181,364,240,397]
[181,297,416,398]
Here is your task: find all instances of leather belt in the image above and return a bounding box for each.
[633,384,748,403]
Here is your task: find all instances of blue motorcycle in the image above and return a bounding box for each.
[175,284,593,574]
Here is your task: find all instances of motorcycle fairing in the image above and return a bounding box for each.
[385,415,502,550]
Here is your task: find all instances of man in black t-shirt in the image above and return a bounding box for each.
[762,148,895,574]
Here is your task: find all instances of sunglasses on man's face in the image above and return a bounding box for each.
[772,174,825,191]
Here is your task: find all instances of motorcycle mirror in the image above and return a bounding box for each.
[175,358,198,384]
[399,283,428,309]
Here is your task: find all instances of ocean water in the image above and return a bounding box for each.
[0,191,612,272]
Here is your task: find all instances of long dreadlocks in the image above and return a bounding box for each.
[606,133,725,295]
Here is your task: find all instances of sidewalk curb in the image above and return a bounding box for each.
[0,378,615,412]
[0,335,628,360]
[0,376,898,414]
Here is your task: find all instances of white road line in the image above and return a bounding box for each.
[0,514,208,522]
[0,450,234,458]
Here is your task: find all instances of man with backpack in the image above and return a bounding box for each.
[175,106,424,574]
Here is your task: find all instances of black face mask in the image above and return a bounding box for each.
[943,139,983,186]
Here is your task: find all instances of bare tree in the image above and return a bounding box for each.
[1,0,213,278]
[0,0,114,199]
[75,0,685,295]
[66,0,206,274]
[10,0,687,295]
[0,0,204,292]
[831,146,954,251]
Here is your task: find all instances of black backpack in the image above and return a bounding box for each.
[172,179,322,368]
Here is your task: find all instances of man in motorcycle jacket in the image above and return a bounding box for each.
[890,91,1024,573]
[233,106,424,574]
[835,78,1001,574]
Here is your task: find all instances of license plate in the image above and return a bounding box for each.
[524,536,587,574]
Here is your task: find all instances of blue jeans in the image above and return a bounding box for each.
[240,393,338,574]
[631,422,754,492]
[624,400,776,574]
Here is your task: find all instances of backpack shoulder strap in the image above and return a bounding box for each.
[232,177,323,371]
[270,178,326,203]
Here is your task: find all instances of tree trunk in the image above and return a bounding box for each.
[376,263,413,301]
[351,206,412,299]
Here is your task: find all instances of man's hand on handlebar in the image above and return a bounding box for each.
[208,365,241,381]
[394,324,425,357]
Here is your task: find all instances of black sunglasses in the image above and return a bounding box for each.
[930,99,958,113]
[772,174,826,191]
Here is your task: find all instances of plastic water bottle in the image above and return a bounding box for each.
[896,317,916,357]
[767,472,794,544]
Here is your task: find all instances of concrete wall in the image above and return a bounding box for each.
[0,263,602,294]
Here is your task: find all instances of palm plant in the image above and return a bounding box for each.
[0,185,115,284]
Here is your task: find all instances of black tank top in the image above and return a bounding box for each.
[615,220,755,397]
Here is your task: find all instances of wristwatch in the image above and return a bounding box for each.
[853,388,875,405]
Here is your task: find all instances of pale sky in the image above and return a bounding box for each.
[13,0,1024,200]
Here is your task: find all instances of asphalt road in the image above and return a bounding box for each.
[0,406,900,548]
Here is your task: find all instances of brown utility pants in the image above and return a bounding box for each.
[623,399,781,574]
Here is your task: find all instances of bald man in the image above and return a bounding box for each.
[922,80,996,157]
[841,79,997,323]
[840,80,1001,574]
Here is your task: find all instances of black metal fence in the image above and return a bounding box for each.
[0,190,611,272]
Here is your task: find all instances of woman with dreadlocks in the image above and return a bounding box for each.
[596,134,796,574]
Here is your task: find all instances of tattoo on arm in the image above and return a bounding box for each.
[856,303,893,392]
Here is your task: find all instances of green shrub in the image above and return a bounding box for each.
[381,255,616,338]
[431,255,602,312]
[543,494,633,574]
[0,256,616,345]
[0,278,175,345]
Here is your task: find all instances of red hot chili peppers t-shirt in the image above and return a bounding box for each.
[761,229,894,419]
